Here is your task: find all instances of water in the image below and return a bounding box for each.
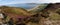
[5,3,40,9]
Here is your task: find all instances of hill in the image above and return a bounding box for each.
[0,6,32,17]
[28,4,48,14]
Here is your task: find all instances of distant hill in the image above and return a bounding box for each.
[28,4,48,14]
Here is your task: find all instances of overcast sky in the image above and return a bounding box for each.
[0,0,60,5]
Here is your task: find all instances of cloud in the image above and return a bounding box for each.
[39,0,60,3]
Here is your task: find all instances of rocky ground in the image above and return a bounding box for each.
[40,17,60,25]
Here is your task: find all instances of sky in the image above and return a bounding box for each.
[0,0,60,5]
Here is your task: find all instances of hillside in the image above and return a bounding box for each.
[28,4,48,14]
[1,3,60,25]
[0,6,32,17]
